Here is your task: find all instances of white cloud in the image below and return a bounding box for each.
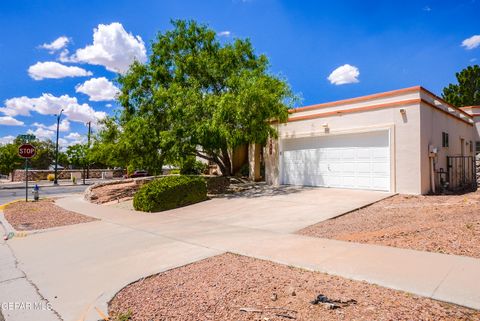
[33,119,70,132]
[327,64,360,85]
[218,31,231,37]
[65,132,82,140]
[0,94,106,124]
[27,128,55,140]
[58,138,70,148]
[40,36,70,52]
[471,58,478,62]
[64,104,107,124]
[106,103,113,107]
[58,49,74,63]
[0,135,15,145]
[0,97,36,116]
[63,132,87,146]
[0,116,24,126]
[423,5,432,11]
[28,61,93,80]
[70,22,147,73]
[462,35,480,50]
[75,77,120,101]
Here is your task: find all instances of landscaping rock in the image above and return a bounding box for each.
[3,199,97,231]
[109,253,480,321]
[299,192,480,258]
[85,175,231,205]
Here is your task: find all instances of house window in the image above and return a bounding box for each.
[442,132,449,148]
[476,141,480,153]
[470,140,473,153]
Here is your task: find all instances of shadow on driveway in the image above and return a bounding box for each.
[219,182,314,199]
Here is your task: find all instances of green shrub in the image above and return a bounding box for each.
[180,157,208,175]
[239,163,249,177]
[170,169,180,175]
[133,175,208,212]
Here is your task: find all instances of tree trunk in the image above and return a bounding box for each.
[220,148,232,176]
[194,149,232,176]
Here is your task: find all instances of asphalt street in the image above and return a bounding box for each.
[0,185,88,204]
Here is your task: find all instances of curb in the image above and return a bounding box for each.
[0,183,93,190]
[0,200,22,211]
[0,211,16,236]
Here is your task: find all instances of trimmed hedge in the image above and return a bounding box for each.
[133,175,208,212]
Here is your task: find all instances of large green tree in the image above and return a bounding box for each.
[0,137,58,180]
[90,117,136,170]
[0,144,22,179]
[66,144,88,169]
[28,140,56,169]
[442,65,480,107]
[116,20,295,175]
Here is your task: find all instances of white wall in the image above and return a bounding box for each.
[265,87,476,195]
[266,99,423,194]
[419,102,475,193]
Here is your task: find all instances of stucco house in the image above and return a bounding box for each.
[254,86,478,195]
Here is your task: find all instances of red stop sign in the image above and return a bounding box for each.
[18,144,36,158]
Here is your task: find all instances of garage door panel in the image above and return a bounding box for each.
[355,162,372,174]
[355,149,372,160]
[342,162,355,173]
[281,131,390,191]
[318,163,329,172]
[356,176,373,189]
[329,163,344,172]
[372,148,389,158]
[373,163,390,175]
[372,177,389,189]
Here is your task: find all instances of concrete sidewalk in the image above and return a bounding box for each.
[0,232,60,321]
[3,188,480,320]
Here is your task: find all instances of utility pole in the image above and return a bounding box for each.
[86,121,91,180]
[53,109,64,185]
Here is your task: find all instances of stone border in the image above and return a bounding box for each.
[84,175,231,203]
[84,176,161,202]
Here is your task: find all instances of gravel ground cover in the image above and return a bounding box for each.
[3,199,97,231]
[89,181,139,204]
[109,253,480,321]
[299,192,480,258]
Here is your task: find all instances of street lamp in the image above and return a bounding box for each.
[53,109,64,185]
[86,121,91,180]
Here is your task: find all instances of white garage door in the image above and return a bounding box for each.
[281,130,390,191]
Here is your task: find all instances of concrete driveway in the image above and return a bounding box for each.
[3,186,391,321]
[5,186,480,320]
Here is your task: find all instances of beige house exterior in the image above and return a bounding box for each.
[261,86,477,195]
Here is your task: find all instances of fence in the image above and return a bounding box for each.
[446,156,476,192]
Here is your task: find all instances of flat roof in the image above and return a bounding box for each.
[290,86,472,119]
[285,86,473,125]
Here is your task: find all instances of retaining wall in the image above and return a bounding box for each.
[11,169,124,182]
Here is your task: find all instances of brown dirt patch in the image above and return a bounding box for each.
[299,192,480,258]
[109,253,480,321]
[90,181,139,204]
[4,199,97,231]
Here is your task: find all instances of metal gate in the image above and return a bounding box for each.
[447,156,476,191]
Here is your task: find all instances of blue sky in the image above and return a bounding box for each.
[0,0,479,146]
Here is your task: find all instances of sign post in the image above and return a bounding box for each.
[18,143,36,202]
